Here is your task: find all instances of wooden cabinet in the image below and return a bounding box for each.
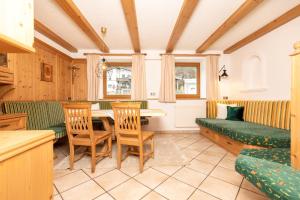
[291,41,300,170]
[0,0,35,53]
[0,54,15,98]
[0,130,55,200]
[0,113,27,130]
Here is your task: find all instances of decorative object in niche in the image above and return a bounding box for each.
[241,54,267,92]
[0,53,8,67]
[41,63,53,82]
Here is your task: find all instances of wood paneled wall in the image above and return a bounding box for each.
[71,59,87,100]
[2,39,76,101]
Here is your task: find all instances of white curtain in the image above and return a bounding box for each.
[206,55,220,100]
[87,55,102,100]
[131,54,147,100]
[159,55,176,103]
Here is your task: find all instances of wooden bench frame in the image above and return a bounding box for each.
[199,125,265,155]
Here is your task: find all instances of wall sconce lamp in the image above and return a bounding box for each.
[219,65,229,81]
[96,58,108,78]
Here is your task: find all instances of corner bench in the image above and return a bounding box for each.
[236,149,300,200]
[1,100,149,141]
[195,100,291,155]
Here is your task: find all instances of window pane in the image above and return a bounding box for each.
[106,66,131,95]
[175,66,197,94]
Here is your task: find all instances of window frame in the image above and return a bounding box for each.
[103,62,132,99]
[175,62,201,99]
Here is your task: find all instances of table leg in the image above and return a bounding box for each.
[100,117,115,140]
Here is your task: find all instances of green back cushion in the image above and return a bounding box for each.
[4,101,50,130]
[226,106,244,121]
[46,101,65,127]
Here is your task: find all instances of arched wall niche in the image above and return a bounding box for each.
[241,53,267,92]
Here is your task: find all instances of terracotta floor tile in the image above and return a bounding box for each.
[173,167,207,187]
[142,191,167,200]
[210,166,243,186]
[109,179,150,200]
[236,189,269,200]
[94,193,114,200]
[54,170,90,192]
[94,169,130,191]
[135,168,168,189]
[155,177,196,200]
[187,159,215,174]
[61,180,105,200]
[199,176,239,200]
[188,190,219,200]
[152,165,182,176]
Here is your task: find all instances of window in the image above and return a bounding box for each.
[175,62,200,99]
[103,62,131,99]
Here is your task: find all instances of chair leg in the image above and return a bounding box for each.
[108,136,112,158]
[117,142,122,169]
[69,144,75,170]
[151,137,154,158]
[91,145,96,173]
[139,145,144,173]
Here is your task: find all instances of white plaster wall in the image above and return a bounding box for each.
[143,52,207,131]
[219,17,300,100]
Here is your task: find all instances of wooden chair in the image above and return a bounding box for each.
[63,103,112,173]
[112,102,154,173]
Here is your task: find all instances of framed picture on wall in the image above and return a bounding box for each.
[0,53,8,68]
[41,63,53,82]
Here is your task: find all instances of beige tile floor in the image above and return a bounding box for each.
[53,132,269,200]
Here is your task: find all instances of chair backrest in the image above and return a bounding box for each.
[112,102,142,139]
[206,100,291,130]
[63,103,94,139]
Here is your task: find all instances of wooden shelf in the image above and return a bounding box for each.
[0,34,35,53]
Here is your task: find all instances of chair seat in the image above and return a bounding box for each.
[72,131,111,145]
[119,131,154,145]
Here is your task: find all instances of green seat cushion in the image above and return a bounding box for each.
[45,125,67,139]
[195,118,290,148]
[235,154,300,200]
[240,148,290,166]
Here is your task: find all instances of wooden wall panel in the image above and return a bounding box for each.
[71,59,87,100]
[57,56,72,100]
[1,39,72,101]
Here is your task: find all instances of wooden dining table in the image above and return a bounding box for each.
[91,109,166,135]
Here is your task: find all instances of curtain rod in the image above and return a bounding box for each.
[159,53,220,57]
[83,53,147,56]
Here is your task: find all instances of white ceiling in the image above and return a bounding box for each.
[34,0,300,53]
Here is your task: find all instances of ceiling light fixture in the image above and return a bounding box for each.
[101,27,107,35]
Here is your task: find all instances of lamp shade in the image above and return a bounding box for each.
[221,69,228,78]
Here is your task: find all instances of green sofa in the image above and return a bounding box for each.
[195,118,290,148]
[2,100,149,140]
[236,149,300,200]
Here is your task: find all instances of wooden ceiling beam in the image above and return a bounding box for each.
[34,19,77,52]
[224,4,300,54]
[54,0,109,53]
[120,0,141,53]
[166,0,200,53]
[196,0,264,53]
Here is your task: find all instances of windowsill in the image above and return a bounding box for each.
[103,95,131,100]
